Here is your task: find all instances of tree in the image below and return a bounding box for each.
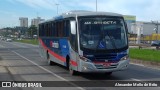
[28,25,37,38]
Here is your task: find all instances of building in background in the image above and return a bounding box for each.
[31,17,45,27]
[122,15,160,43]
[123,15,136,33]
[130,21,160,43]
[131,21,160,35]
[19,17,28,27]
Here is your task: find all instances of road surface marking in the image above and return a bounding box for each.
[130,63,145,67]
[131,78,141,81]
[12,50,84,90]
[131,63,160,71]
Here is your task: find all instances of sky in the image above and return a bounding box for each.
[0,0,160,28]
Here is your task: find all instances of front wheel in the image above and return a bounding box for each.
[69,61,78,75]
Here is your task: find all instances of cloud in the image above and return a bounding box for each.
[0,10,19,18]
[5,0,160,21]
[0,11,19,28]
[74,0,160,21]
[14,0,56,10]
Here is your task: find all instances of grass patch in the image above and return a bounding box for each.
[130,48,160,62]
[15,39,38,45]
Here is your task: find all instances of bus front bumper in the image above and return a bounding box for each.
[79,60,129,73]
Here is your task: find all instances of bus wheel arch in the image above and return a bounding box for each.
[47,50,55,65]
[66,55,70,70]
[66,55,77,75]
[46,50,49,60]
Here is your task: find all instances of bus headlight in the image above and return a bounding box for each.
[120,55,129,61]
[79,55,92,62]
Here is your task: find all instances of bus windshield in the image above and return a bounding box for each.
[79,17,127,50]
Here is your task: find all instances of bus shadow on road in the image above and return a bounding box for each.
[79,72,122,80]
[49,63,126,80]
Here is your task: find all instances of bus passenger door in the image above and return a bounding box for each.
[69,21,78,71]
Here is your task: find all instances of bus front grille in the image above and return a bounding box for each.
[94,54,117,60]
[94,63,118,69]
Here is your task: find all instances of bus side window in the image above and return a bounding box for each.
[58,22,60,37]
[44,24,46,37]
[64,20,70,37]
[46,23,49,37]
[38,25,41,36]
[53,22,56,37]
[55,22,58,37]
[42,24,45,36]
[48,23,51,36]
[51,22,54,36]
[59,21,63,37]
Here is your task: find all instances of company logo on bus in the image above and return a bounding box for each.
[50,41,59,48]
[84,21,117,25]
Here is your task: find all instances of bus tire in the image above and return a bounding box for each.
[69,61,77,75]
[47,52,55,65]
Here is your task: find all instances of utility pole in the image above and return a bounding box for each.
[55,4,59,15]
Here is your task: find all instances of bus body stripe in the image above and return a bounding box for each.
[39,38,78,66]
[71,60,78,66]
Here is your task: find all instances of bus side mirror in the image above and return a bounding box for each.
[70,21,76,35]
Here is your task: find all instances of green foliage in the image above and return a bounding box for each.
[130,48,160,62]
[15,39,38,45]
[28,25,37,38]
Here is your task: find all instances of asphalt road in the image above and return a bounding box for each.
[0,40,160,90]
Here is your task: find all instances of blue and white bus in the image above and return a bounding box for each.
[38,11,129,75]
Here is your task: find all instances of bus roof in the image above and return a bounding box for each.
[40,10,123,24]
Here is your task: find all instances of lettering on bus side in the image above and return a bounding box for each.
[50,41,59,48]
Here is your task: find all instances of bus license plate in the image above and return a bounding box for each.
[103,63,111,67]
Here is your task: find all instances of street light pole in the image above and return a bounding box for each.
[55,4,59,15]
[96,0,97,12]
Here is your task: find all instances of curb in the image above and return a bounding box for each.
[130,59,160,70]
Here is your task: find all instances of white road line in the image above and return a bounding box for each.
[130,63,145,67]
[131,78,141,81]
[131,63,160,71]
[11,50,84,90]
